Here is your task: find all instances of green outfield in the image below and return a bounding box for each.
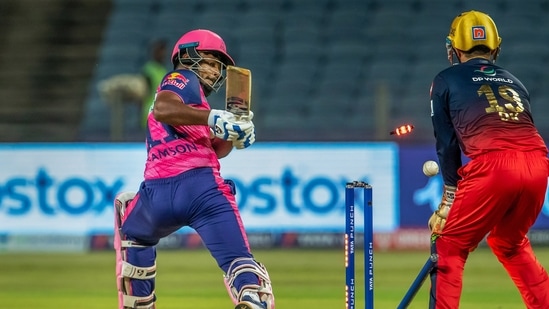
[1,247,548,309]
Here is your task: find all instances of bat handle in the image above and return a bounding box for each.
[396,254,438,309]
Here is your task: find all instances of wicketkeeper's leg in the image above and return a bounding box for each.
[114,192,157,309]
[488,236,549,308]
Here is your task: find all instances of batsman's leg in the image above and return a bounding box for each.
[114,192,157,309]
[191,174,275,309]
[224,258,275,309]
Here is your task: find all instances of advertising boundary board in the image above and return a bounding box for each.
[1,142,549,252]
[0,142,397,235]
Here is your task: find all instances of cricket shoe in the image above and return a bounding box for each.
[234,292,266,309]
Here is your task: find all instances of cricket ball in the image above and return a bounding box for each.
[422,160,439,177]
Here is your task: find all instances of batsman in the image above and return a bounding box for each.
[428,10,549,308]
[113,29,274,309]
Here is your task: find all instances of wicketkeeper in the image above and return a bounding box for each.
[114,29,274,309]
[428,10,549,309]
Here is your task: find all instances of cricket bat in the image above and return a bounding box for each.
[225,65,252,118]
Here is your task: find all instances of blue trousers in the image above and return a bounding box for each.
[121,167,257,297]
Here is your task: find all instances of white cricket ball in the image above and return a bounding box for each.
[422,160,439,177]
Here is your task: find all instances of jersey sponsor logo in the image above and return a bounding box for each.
[472,76,513,83]
[472,26,486,40]
[474,65,496,76]
[162,72,189,89]
[166,72,188,81]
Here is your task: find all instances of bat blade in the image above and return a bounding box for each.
[225,65,252,117]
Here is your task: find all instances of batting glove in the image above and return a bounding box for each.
[428,185,456,234]
[233,125,256,149]
[208,109,253,141]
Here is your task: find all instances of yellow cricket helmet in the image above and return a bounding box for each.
[446,10,502,52]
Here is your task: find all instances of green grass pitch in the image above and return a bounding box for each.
[1,247,548,308]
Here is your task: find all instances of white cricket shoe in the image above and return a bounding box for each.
[234,291,266,309]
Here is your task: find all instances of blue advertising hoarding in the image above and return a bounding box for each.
[1,142,548,240]
[0,142,398,235]
[398,144,549,229]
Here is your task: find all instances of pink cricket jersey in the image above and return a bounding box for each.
[143,70,220,179]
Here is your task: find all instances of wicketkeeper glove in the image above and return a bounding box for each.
[428,185,456,234]
[208,109,253,141]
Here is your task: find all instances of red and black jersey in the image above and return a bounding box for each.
[430,58,547,186]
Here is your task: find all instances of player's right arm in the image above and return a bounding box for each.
[153,90,210,126]
[152,70,254,142]
[429,75,460,234]
[430,75,462,187]
[152,87,251,144]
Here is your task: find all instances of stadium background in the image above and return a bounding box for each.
[1,0,549,252]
